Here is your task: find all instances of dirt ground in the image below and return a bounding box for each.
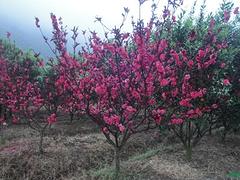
[0,119,239,180]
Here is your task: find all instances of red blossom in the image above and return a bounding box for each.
[170,118,184,125]
[223,79,231,86]
[220,62,226,69]
[198,50,205,58]
[12,115,19,124]
[211,104,218,109]
[118,124,125,132]
[179,98,192,107]
[160,79,169,86]
[95,84,107,96]
[102,127,109,134]
[47,113,57,125]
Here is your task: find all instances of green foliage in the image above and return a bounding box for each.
[0,38,44,82]
[227,171,240,178]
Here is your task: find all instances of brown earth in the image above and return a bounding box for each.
[0,119,239,180]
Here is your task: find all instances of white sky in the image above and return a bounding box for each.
[0,0,239,56]
[1,0,239,32]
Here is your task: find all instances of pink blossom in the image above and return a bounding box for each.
[2,122,7,126]
[195,108,202,116]
[102,127,109,134]
[132,90,141,100]
[223,79,231,86]
[125,105,137,113]
[170,118,184,125]
[172,52,182,66]
[104,115,120,125]
[155,116,162,125]
[220,62,226,68]
[111,87,118,99]
[184,74,191,81]
[171,88,178,97]
[162,92,167,100]
[118,124,125,132]
[190,90,203,99]
[179,99,192,107]
[38,60,44,67]
[170,77,177,86]
[47,113,57,125]
[95,84,107,96]
[187,60,194,68]
[160,53,166,61]
[103,116,112,125]
[187,109,194,115]
[89,105,100,115]
[148,98,156,105]
[211,104,218,109]
[156,62,165,73]
[12,115,19,124]
[198,50,205,58]
[160,79,169,86]
[157,109,166,115]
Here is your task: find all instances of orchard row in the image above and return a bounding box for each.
[0,0,240,176]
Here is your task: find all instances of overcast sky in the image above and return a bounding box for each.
[0,0,239,57]
[2,0,238,31]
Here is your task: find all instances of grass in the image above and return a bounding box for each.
[129,148,161,161]
[0,136,6,145]
[0,121,240,180]
[92,148,161,179]
[227,171,240,178]
[91,165,152,180]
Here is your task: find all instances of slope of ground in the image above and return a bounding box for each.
[0,120,239,180]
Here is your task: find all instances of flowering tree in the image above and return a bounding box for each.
[35,0,216,173]
[45,1,194,176]
[158,0,240,160]
[41,11,172,177]
[210,1,240,140]
[7,0,236,172]
[36,14,84,123]
[0,39,59,153]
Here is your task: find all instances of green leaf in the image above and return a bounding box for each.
[227,171,240,178]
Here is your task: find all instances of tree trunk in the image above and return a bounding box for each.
[209,124,212,136]
[3,108,7,123]
[70,112,74,123]
[221,128,227,142]
[186,121,192,161]
[39,130,44,154]
[185,145,192,161]
[114,146,120,179]
[0,104,2,117]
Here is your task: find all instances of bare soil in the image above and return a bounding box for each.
[0,119,239,180]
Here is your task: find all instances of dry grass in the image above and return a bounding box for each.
[0,120,240,180]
